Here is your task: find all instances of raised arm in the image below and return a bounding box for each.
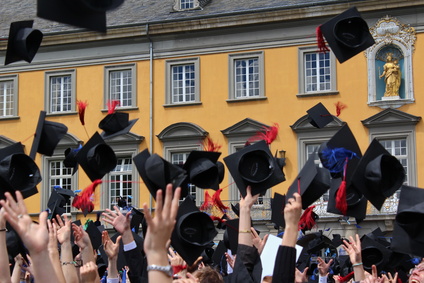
[0,208,11,283]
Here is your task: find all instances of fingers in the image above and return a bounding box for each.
[155,189,164,216]
[170,187,181,221]
[372,264,378,278]
[250,227,259,238]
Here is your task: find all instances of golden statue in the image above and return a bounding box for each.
[379,53,401,97]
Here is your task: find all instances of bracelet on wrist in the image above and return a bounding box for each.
[352,262,363,267]
[239,229,251,234]
[0,228,7,232]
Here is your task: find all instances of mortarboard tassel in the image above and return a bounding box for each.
[298,205,317,231]
[247,123,279,145]
[338,271,354,283]
[72,179,103,215]
[202,137,222,152]
[77,100,88,126]
[212,188,229,212]
[335,101,347,117]
[335,157,349,215]
[107,100,120,114]
[200,190,213,211]
[316,25,330,53]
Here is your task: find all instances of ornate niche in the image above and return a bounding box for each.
[366,16,416,109]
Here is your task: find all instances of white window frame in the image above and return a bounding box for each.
[165,58,200,106]
[104,64,137,109]
[0,75,18,118]
[298,46,337,97]
[228,52,265,101]
[173,0,200,11]
[106,155,135,210]
[45,70,76,114]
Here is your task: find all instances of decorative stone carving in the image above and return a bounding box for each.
[366,16,416,109]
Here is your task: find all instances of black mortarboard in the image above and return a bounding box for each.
[37,0,124,33]
[286,152,331,209]
[231,203,240,218]
[48,190,66,218]
[320,6,375,63]
[54,186,75,201]
[86,221,103,250]
[361,235,391,273]
[326,177,367,222]
[391,185,424,257]
[0,142,40,199]
[75,132,117,182]
[223,140,286,197]
[271,192,286,228]
[30,111,68,159]
[99,111,138,140]
[307,103,334,129]
[183,151,222,190]
[5,20,43,66]
[130,208,144,234]
[351,139,405,211]
[133,149,188,200]
[64,145,82,175]
[171,196,218,266]
[223,218,239,255]
[211,240,227,266]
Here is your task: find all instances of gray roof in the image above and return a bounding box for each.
[0,0,358,36]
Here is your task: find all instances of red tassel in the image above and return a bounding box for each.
[200,191,213,211]
[172,264,188,275]
[335,157,349,215]
[316,25,330,53]
[209,215,225,222]
[248,123,279,145]
[212,188,229,212]
[335,101,347,117]
[107,100,120,114]
[77,100,88,126]
[298,205,317,231]
[338,271,354,283]
[72,179,102,214]
[202,137,222,152]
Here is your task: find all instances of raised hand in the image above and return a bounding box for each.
[102,206,131,235]
[54,214,72,245]
[317,256,333,277]
[251,228,268,255]
[102,231,121,260]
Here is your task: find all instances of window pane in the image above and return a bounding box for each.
[304,52,331,93]
[180,0,194,9]
[110,70,132,107]
[49,160,73,213]
[171,64,195,103]
[109,157,133,209]
[171,152,197,200]
[0,80,14,117]
[234,58,259,98]
[50,75,72,113]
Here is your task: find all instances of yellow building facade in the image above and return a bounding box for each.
[0,0,423,236]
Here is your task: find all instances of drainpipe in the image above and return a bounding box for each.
[146,23,153,212]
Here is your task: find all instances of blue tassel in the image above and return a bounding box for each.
[321,147,357,173]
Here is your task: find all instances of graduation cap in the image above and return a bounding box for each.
[171,196,218,266]
[86,221,103,250]
[64,144,82,175]
[319,6,375,63]
[307,103,334,129]
[361,234,391,273]
[271,192,286,229]
[223,218,239,255]
[391,185,424,257]
[75,132,117,182]
[183,151,223,190]
[5,20,43,66]
[99,112,138,140]
[351,139,405,211]
[30,111,68,159]
[133,149,188,200]
[286,152,331,209]
[211,240,227,266]
[130,208,144,234]
[37,0,124,33]
[231,203,240,218]
[326,177,367,223]
[223,140,286,197]
[0,142,40,199]
[47,190,67,218]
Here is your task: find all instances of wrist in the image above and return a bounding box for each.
[147,251,169,266]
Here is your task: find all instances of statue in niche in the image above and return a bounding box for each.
[379,53,401,97]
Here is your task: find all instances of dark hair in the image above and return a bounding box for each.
[193,266,224,283]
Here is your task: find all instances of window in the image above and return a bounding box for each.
[0,75,18,118]
[171,152,197,201]
[100,132,143,209]
[45,70,76,114]
[378,139,408,185]
[298,47,337,96]
[108,157,133,209]
[165,58,200,105]
[49,160,74,213]
[105,64,136,108]
[229,52,265,100]
[180,0,194,9]
[158,122,207,206]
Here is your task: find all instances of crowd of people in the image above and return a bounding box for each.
[0,184,423,283]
